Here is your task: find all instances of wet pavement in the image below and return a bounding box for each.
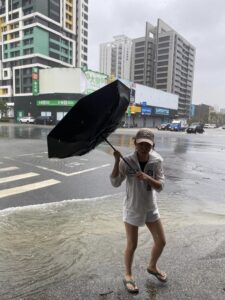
[0,124,225,299]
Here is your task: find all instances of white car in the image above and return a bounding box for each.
[204,123,217,129]
[19,116,35,124]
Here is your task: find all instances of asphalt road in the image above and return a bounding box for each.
[0,123,123,210]
[0,124,225,299]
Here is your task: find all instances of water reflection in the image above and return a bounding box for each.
[173,138,189,153]
[0,124,51,140]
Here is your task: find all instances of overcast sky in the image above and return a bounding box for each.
[88,0,225,109]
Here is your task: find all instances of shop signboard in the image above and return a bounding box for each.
[155,108,169,115]
[32,67,39,96]
[141,106,152,115]
[36,100,77,106]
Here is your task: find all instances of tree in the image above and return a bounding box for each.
[0,100,8,118]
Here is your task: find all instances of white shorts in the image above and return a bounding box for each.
[123,208,160,227]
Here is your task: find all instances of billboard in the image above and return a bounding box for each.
[83,70,108,95]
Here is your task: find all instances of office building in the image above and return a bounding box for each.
[0,0,88,104]
[99,35,132,80]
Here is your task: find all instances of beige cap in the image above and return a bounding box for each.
[134,128,154,146]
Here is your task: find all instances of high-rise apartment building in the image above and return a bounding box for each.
[100,19,195,117]
[131,22,156,87]
[99,35,132,80]
[154,19,195,117]
[131,19,195,117]
[0,0,88,103]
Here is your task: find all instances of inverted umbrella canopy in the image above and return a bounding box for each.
[47,80,130,158]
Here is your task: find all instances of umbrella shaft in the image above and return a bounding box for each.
[103,137,137,173]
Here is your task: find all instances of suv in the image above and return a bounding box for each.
[19,116,35,124]
[35,116,54,125]
[186,123,204,134]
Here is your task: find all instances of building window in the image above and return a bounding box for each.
[23,48,33,55]
[49,42,60,50]
[23,38,33,46]
[49,51,60,59]
[158,36,170,42]
[24,28,33,35]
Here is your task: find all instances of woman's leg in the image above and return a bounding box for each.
[146,219,167,279]
[124,222,139,290]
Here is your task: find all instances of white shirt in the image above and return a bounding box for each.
[110,150,165,214]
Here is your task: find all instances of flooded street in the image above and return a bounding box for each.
[0,125,225,299]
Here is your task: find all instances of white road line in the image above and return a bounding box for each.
[0,167,19,172]
[17,152,47,157]
[35,164,111,176]
[17,154,34,157]
[0,179,60,199]
[0,172,39,184]
[3,157,111,176]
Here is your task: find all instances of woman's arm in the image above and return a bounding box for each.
[111,150,121,178]
[110,150,126,187]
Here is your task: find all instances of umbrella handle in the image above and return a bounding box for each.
[103,137,137,173]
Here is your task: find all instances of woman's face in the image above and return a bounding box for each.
[135,141,152,156]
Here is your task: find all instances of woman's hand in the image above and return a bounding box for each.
[136,171,162,190]
[113,150,121,163]
[136,171,150,181]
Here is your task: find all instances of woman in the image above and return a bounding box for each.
[110,128,167,294]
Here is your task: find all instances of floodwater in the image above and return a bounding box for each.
[0,125,225,299]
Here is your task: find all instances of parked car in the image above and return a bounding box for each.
[19,116,35,124]
[157,123,171,130]
[186,123,204,134]
[35,116,54,125]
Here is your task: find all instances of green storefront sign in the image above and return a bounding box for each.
[32,67,39,96]
[36,100,77,106]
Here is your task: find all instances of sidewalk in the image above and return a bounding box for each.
[23,224,225,300]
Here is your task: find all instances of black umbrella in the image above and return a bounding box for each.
[47,79,130,159]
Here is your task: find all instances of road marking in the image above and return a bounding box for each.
[0,179,60,199]
[0,172,39,184]
[65,162,83,167]
[34,164,111,176]
[17,152,47,157]
[17,153,34,157]
[0,167,19,172]
[3,157,110,176]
